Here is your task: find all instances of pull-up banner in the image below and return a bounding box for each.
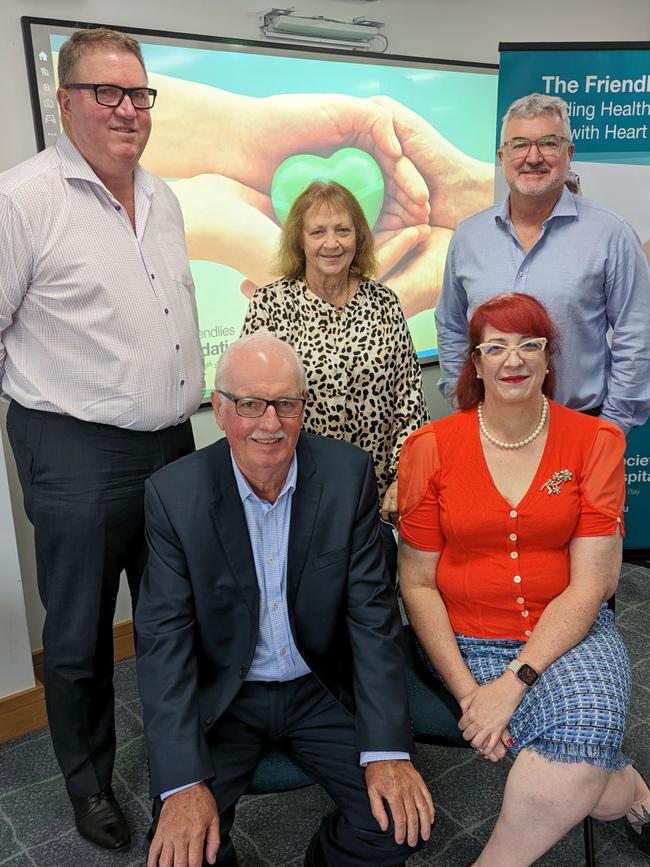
[498,42,650,553]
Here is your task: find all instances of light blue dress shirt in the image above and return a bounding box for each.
[161,451,407,799]
[435,186,650,434]
[232,452,311,681]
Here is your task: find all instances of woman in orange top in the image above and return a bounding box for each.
[398,293,650,865]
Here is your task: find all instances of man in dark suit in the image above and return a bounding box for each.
[136,333,434,867]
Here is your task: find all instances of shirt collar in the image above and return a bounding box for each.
[231,450,298,508]
[496,182,579,227]
[55,133,153,197]
[550,184,579,218]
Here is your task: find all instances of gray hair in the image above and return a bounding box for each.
[214,332,307,396]
[500,93,572,145]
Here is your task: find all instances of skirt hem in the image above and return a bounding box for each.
[513,740,631,772]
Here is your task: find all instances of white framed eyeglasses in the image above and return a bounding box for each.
[475,338,548,360]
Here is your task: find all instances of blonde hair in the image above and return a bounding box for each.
[58,27,146,87]
[276,181,377,280]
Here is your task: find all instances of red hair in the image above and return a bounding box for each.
[453,293,559,411]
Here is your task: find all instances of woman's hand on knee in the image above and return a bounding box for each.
[480,730,515,763]
[458,679,522,754]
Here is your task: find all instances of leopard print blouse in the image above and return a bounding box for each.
[241,277,428,498]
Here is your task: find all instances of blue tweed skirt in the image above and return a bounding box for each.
[427,607,631,770]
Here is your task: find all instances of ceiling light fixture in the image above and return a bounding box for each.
[258,7,385,50]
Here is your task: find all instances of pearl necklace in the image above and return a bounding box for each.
[478,396,549,450]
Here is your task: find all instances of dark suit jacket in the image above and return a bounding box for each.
[136,431,413,797]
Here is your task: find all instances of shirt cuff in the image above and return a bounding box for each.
[160,781,203,800]
[162,756,411,793]
[360,751,410,767]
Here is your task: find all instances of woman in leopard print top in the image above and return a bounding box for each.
[241,181,427,574]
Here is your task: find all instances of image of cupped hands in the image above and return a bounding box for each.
[141,73,495,318]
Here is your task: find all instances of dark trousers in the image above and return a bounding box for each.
[149,675,417,866]
[6,401,195,797]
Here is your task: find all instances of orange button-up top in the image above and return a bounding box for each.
[398,402,626,640]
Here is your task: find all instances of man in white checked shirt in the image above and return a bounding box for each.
[0,28,203,850]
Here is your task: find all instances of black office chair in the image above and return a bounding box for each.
[580,594,616,867]
[247,745,315,795]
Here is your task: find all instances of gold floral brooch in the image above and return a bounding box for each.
[541,469,573,495]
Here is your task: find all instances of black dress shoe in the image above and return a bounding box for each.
[626,806,650,856]
[304,832,328,867]
[303,832,405,866]
[625,768,650,857]
[69,788,130,849]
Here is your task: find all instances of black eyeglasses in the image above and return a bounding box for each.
[65,83,157,109]
[218,391,306,418]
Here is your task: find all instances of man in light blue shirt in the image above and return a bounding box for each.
[436,93,650,435]
[136,334,434,867]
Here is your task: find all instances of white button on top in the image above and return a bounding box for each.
[514,575,522,583]
[617,517,621,523]
[524,630,532,637]
[511,551,519,559]
[521,609,529,618]
[509,533,518,541]
[279,647,287,656]
[519,271,525,277]
[510,510,518,518]
[516,596,525,604]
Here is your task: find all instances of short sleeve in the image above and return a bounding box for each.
[240,283,277,337]
[574,422,626,537]
[397,425,444,551]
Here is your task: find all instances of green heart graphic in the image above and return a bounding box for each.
[271,147,384,228]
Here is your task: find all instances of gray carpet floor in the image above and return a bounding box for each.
[0,561,648,866]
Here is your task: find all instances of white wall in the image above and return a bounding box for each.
[0,404,35,697]
[1,0,649,676]
[3,0,650,173]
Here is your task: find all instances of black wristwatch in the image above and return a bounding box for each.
[507,659,540,688]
